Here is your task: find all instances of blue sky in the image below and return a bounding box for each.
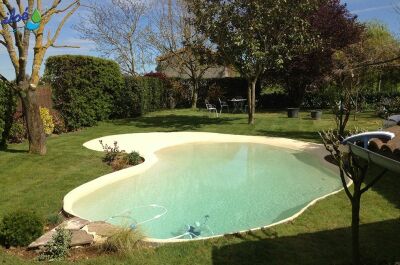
[0,0,399,80]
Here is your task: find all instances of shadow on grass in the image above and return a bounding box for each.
[0,148,27,154]
[213,219,400,265]
[370,170,400,210]
[257,130,321,142]
[112,115,242,131]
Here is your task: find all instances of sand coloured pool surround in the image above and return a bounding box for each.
[63,132,342,242]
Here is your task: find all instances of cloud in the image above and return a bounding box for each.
[351,4,394,14]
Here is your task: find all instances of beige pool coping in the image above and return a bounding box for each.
[63,132,346,243]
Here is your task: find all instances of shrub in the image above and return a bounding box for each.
[46,213,63,226]
[110,153,131,171]
[110,151,143,171]
[100,140,142,171]
[98,227,143,254]
[100,140,124,165]
[126,151,142,166]
[38,227,71,261]
[385,96,400,114]
[39,107,54,136]
[301,90,333,109]
[50,109,67,134]
[0,80,17,148]
[8,115,26,144]
[44,55,124,130]
[0,210,44,247]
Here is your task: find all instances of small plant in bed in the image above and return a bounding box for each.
[38,227,71,261]
[99,140,143,171]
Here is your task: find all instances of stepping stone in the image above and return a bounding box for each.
[63,217,90,230]
[85,221,119,238]
[28,230,56,249]
[28,219,94,250]
[70,230,94,247]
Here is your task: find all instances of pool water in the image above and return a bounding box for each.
[71,142,341,240]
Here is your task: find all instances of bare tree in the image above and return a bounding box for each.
[147,0,214,109]
[75,0,149,76]
[320,130,389,265]
[0,0,80,155]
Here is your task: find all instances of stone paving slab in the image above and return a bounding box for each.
[63,217,90,230]
[28,218,94,250]
[85,221,119,238]
[28,230,56,249]
[70,230,94,247]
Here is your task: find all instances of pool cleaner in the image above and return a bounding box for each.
[167,215,214,240]
[106,204,168,229]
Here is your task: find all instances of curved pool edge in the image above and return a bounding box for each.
[145,180,351,243]
[63,132,346,243]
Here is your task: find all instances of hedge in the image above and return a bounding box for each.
[0,80,16,148]
[114,76,169,118]
[44,55,124,130]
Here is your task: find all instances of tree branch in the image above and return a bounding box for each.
[360,169,387,194]
[354,55,400,70]
[51,44,80,49]
[339,167,353,200]
[45,1,80,48]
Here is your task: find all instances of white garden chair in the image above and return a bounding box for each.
[218,98,229,114]
[205,100,219,117]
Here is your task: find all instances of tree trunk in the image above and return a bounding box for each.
[351,183,362,265]
[247,79,257,125]
[20,88,46,155]
[247,80,253,124]
[191,79,198,109]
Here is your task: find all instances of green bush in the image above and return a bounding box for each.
[0,210,44,247]
[46,213,63,226]
[44,55,124,130]
[126,151,142,166]
[114,76,168,118]
[0,80,17,148]
[8,116,26,144]
[38,227,71,261]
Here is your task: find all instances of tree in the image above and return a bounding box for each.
[275,0,363,107]
[147,0,214,109]
[75,0,148,76]
[186,0,318,124]
[320,130,389,265]
[328,22,400,137]
[0,0,80,155]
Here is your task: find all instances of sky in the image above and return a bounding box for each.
[0,0,399,80]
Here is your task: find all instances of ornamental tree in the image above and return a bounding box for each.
[0,0,80,155]
[185,0,318,124]
[329,22,400,137]
[275,0,363,107]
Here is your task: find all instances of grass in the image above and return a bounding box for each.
[0,109,398,265]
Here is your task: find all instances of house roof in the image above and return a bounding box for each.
[156,48,187,62]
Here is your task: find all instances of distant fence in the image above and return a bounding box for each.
[16,85,53,112]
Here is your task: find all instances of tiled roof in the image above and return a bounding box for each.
[369,126,400,161]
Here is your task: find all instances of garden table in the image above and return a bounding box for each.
[229,99,247,113]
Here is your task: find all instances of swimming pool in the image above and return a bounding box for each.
[64,133,342,242]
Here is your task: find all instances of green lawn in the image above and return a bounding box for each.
[0,109,399,265]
